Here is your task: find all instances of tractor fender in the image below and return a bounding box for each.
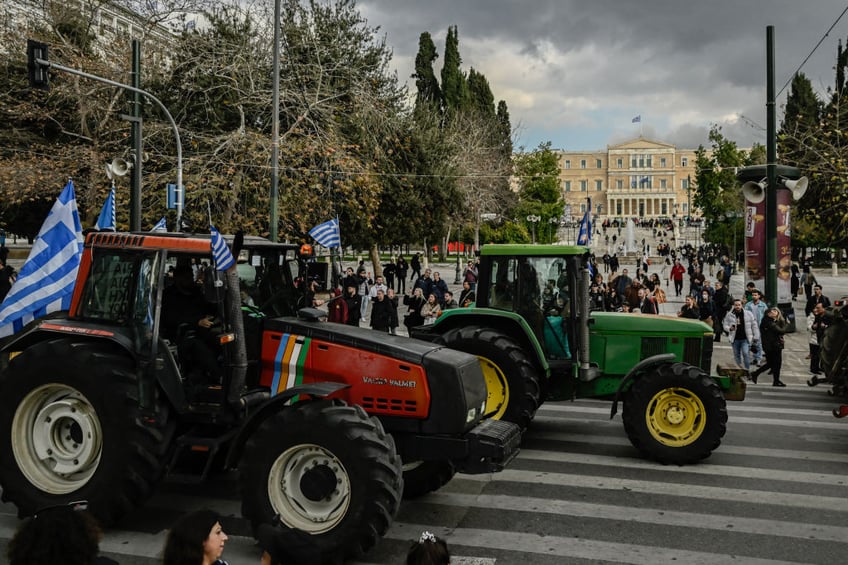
[0,318,191,411]
[0,318,137,367]
[225,381,350,469]
[609,353,676,420]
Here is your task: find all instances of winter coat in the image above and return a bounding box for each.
[722,308,760,343]
[370,297,393,332]
[760,315,789,352]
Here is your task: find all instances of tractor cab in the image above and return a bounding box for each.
[65,233,314,415]
[478,250,580,366]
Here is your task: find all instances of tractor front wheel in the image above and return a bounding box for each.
[0,339,174,525]
[239,399,402,564]
[401,460,456,499]
[622,362,727,465]
[441,326,542,429]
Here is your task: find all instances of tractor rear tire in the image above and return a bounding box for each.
[622,362,727,465]
[239,399,402,564]
[401,460,456,499]
[0,339,174,525]
[442,325,542,429]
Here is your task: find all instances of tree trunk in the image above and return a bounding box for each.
[369,244,383,278]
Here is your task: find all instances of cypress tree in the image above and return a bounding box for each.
[412,32,442,111]
[441,25,468,111]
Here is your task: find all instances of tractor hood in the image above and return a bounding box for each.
[590,312,712,336]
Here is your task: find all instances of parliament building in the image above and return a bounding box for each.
[557,137,700,221]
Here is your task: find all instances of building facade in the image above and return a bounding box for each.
[558,137,700,221]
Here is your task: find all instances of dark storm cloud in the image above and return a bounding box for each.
[358,0,848,149]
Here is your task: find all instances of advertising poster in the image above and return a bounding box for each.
[744,200,765,290]
[776,189,792,303]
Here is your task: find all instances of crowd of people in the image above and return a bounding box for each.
[328,253,480,335]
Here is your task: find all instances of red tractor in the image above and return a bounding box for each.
[0,231,520,563]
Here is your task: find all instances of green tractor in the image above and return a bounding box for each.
[412,244,746,465]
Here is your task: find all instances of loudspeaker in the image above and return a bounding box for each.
[742,179,767,204]
[783,176,808,201]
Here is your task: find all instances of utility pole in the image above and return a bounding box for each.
[765,25,778,307]
[270,0,281,242]
[129,39,142,231]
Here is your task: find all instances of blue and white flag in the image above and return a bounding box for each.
[0,179,84,337]
[309,218,341,248]
[150,217,167,232]
[94,186,116,231]
[210,226,235,271]
[576,198,592,246]
[632,115,641,123]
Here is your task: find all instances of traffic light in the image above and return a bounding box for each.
[27,39,49,91]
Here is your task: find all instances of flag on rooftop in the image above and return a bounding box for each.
[94,185,116,231]
[0,179,84,337]
[210,226,235,271]
[150,217,167,232]
[632,115,641,123]
[309,218,341,248]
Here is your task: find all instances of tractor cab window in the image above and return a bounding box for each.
[489,257,517,310]
[493,255,572,361]
[78,251,142,323]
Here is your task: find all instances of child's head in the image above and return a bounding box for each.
[406,531,450,565]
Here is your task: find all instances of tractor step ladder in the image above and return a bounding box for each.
[167,427,239,483]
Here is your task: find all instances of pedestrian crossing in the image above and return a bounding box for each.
[2,388,847,564]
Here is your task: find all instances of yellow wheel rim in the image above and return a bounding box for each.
[645,387,706,447]
[478,356,509,420]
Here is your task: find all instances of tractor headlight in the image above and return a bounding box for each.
[466,406,478,424]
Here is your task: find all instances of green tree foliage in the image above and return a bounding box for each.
[776,42,848,249]
[694,126,763,249]
[412,32,441,113]
[0,0,516,253]
[513,142,563,243]
[440,25,468,112]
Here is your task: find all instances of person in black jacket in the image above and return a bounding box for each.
[403,287,426,332]
[750,307,790,386]
[343,284,361,327]
[370,289,393,332]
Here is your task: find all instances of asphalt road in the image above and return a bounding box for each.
[2,383,846,564]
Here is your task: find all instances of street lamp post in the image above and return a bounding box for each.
[549,217,558,243]
[725,210,743,270]
[527,214,541,244]
[454,240,462,284]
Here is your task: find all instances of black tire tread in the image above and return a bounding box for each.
[622,362,727,465]
[0,338,173,525]
[239,399,402,564]
[442,325,543,429]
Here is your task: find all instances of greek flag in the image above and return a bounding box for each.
[309,218,341,248]
[632,115,641,123]
[150,217,167,232]
[94,186,116,231]
[0,179,84,337]
[210,226,235,271]
[577,198,592,246]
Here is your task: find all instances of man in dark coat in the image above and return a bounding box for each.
[370,289,392,332]
[343,284,361,326]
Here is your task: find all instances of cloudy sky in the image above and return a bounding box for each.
[357,0,848,152]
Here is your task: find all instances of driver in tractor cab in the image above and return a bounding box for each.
[162,264,224,384]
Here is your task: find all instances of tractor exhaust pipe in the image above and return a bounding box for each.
[578,264,598,382]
